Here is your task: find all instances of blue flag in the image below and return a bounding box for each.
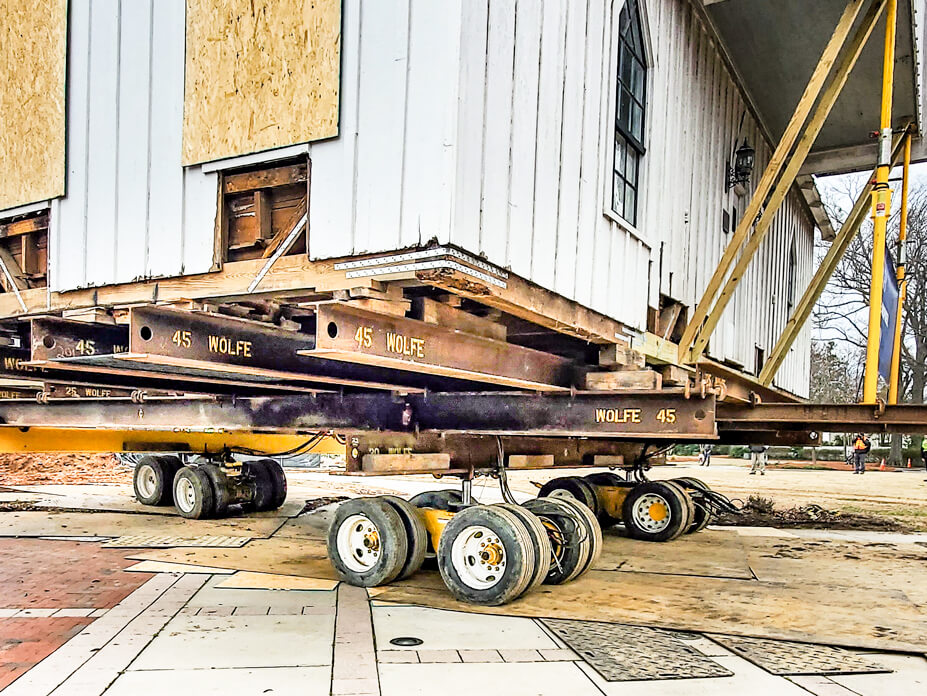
[878,247,899,381]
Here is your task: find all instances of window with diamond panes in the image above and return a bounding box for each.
[612,0,646,226]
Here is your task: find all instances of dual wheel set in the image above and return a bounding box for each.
[538,473,714,542]
[132,455,287,519]
[328,490,602,606]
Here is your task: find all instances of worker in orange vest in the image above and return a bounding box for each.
[851,433,871,474]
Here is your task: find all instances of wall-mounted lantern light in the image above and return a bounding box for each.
[726,140,755,193]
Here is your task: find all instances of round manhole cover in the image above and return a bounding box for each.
[389,636,423,647]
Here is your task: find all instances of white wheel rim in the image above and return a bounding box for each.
[632,493,671,533]
[137,464,157,499]
[450,525,506,590]
[336,514,381,573]
[175,477,197,514]
[549,489,580,503]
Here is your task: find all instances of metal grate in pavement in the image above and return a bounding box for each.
[708,635,891,676]
[543,619,733,682]
[102,534,250,548]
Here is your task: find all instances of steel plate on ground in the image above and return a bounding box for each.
[708,635,891,676]
[542,619,732,682]
[102,534,251,548]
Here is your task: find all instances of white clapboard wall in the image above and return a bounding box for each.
[37,0,812,395]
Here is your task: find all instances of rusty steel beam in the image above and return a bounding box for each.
[307,303,576,391]
[0,391,716,440]
[717,402,927,435]
[30,317,129,361]
[122,305,509,392]
[344,433,640,474]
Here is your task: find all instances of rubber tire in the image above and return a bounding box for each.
[173,466,216,520]
[154,455,184,505]
[523,497,590,584]
[133,456,173,506]
[248,460,276,512]
[409,490,476,511]
[687,499,712,533]
[621,481,689,542]
[663,481,694,540]
[262,459,288,509]
[674,476,710,493]
[202,465,231,518]
[583,472,629,487]
[492,504,552,594]
[547,494,602,575]
[437,505,535,606]
[537,477,600,518]
[379,495,428,580]
[327,497,409,587]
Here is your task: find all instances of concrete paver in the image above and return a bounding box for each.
[830,653,927,695]
[417,649,462,663]
[104,666,332,696]
[379,662,602,696]
[788,674,866,695]
[129,614,334,670]
[372,605,558,651]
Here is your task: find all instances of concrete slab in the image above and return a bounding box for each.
[378,662,602,696]
[576,654,813,695]
[189,574,336,610]
[105,666,332,696]
[129,614,335,670]
[372,606,558,651]
[831,653,927,695]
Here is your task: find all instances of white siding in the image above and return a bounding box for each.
[308,0,462,258]
[304,0,814,394]
[41,0,813,394]
[51,0,217,292]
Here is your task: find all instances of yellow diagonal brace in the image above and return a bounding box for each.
[678,0,868,361]
[686,0,888,363]
[759,132,907,386]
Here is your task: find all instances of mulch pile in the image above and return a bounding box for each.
[716,501,908,532]
[0,454,131,486]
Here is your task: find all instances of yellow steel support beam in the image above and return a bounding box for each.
[685,0,888,364]
[677,0,868,362]
[888,132,912,404]
[759,132,907,386]
[863,0,898,403]
[0,427,345,455]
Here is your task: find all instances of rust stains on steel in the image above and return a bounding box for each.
[308,303,576,391]
[0,391,716,440]
[717,402,927,435]
[30,317,129,361]
[123,304,501,393]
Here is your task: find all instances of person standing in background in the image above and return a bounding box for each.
[851,433,871,474]
[749,445,767,475]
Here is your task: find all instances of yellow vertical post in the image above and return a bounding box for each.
[887,132,911,404]
[862,0,897,404]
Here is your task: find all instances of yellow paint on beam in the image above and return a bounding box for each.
[0,427,344,455]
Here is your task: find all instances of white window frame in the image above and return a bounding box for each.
[601,0,653,247]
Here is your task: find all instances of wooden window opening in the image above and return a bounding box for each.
[219,158,309,264]
[0,211,49,293]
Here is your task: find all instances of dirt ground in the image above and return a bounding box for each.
[3,453,927,531]
[0,454,130,486]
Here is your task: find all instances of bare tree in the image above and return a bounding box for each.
[815,179,927,463]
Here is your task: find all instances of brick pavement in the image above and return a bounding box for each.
[0,538,151,691]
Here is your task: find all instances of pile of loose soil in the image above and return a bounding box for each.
[0,454,131,486]
[716,499,909,532]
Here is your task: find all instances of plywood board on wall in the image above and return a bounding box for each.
[182,0,341,166]
[0,0,67,211]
